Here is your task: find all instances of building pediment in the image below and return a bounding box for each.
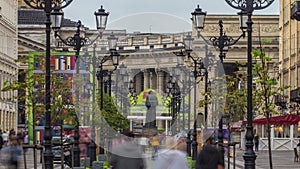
[18,35,45,54]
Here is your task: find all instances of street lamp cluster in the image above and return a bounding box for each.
[23,0,115,168]
[22,0,274,168]
[23,1,74,168]
[184,4,247,164]
[51,6,113,167]
[81,33,120,166]
[188,1,275,168]
[166,76,181,135]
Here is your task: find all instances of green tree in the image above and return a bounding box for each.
[1,54,76,142]
[96,92,129,132]
[252,49,288,169]
[196,39,287,169]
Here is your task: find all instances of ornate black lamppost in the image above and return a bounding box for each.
[51,6,109,167]
[192,5,245,63]
[23,1,73,168]
[224,1,274,168]
[191,4,245,164]
[96,33,120,155]
[166,77,178,135]
[183,36,215,128]
[82,34,119,165]
[128,80,138,105]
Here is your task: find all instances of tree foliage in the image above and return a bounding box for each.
[96,92,130,132]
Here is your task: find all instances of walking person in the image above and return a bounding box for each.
[254,134,259,152]
[0,132,3,150]
[138,135,148,154]
[151,135,159,159]
[196,129,224,169]
[155,136,189,169]
[0,136,22,169]
[2,131,8,147]
[110,131,145,169]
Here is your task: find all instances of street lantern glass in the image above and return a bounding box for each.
[174,65,181,77]
[167,79,173,89]
[119,63,127,76]
[123,72,129,84]
[51,7,64,31]
[111,51,119,66]
[177,50,185,66]
[95,5,109,33]
[223,46,229,52]
[238,10,247,30]
[129,80,134,89]
[205,51,215,67]
[191,5,206,30]
[108,32,118,50]
[183,34,194,51]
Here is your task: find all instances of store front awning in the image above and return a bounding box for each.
[243,114,300,125]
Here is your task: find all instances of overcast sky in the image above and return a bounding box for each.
[63,0,279,33]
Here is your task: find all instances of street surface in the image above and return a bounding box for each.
[4,148,300,169]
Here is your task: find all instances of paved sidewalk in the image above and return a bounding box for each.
[226,149,300,169]
[11,147,300,169]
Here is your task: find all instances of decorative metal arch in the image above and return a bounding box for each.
[225,0,275,11]
[24,0,73,10]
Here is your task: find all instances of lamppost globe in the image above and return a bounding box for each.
[177,50,185,66]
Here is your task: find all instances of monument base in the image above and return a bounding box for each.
[142,126,158,137]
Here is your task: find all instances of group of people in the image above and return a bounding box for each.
[108,130,225,169]
[0,129,27,169]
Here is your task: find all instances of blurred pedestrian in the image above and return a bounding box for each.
[196,129,224,169]
[151,135,160,159]
[17,130,24,146]
[138,135,148,153]
[254,133,259,152]
[23,132,29,145]
[155,136,189,169]
[2,131,8,146]
[0,136,22,169]
[0,132,3,150]
[110,131,145,169]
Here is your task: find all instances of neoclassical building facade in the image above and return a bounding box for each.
[17,1,279,131]
[280,0,300,111]
[0,0,18,131]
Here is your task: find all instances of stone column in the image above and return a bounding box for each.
[135,72,142,94]
[157,71,164,93]
[143,70,150,90]
[149,71,153,89]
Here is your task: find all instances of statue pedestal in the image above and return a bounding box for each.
[142,126,157,137]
